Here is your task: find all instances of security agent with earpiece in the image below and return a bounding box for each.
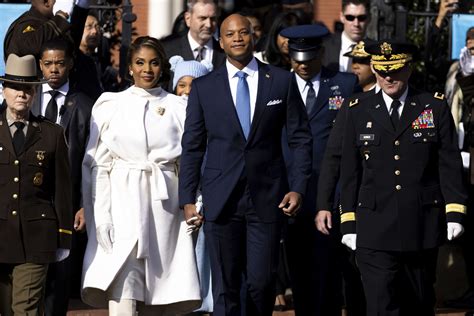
[339,40,468,316]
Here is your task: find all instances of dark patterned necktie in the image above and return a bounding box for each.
[196,46,205,62]
[12,121,25,155]
[306,81,316,114]
[45,90,60,122]
[390,99,401,130]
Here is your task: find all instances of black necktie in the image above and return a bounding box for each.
[45,90,60,122]
[12,121,25,155]
[196,46,205,62]
[390,99,401,130]
[306,81,316,114]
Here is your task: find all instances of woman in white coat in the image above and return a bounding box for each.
[81,36,201,315]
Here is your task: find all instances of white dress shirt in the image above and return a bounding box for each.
[41,81,69,124]
[187,32,214,64]
[339,32,357,73]
[294,72,321,107]
[382,87,409,117]
[226,57,259,122]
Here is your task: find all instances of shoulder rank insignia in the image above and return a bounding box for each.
[434,92,445,100]
[349,99,359,107]
[22,25,35,33]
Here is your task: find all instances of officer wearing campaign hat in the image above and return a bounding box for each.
[0,54,72,315]
[339,40,467,315]
[280,24,365,316]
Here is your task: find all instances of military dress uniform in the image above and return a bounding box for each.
[340,41,467,316]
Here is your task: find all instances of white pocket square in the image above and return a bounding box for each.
[266,99,283,106]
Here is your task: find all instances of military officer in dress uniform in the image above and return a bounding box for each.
[339,40,468,316]
[0,54,72,316]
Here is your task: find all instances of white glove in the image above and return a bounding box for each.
[461,151,470,169]
[75,0,91,9]
[341,233,357,251]
[447,222,464,240]
[187,192,203,235]
[53,0,74,16]
[97,223,115,253]
[459,46,474,77]
[55,248,70,262]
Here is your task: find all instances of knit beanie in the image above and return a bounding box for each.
[169,55,213,91]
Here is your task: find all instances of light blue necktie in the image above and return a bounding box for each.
[235,71,251,139]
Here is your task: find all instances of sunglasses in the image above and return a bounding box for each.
[344,14,368,22]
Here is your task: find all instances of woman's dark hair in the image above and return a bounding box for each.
[126,36,171,85]
[263,12,302,69]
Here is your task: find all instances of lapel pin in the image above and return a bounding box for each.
[366,121,372,128]
[375,104,381,109]
[265,73,270,78]
[411,102,416,106]
[156,107,165,116]
[36,150,45,161]
[425,104,430,108]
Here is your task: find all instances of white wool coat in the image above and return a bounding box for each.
[81,86,201,312]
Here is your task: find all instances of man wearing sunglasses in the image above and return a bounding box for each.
[322,0,370,73]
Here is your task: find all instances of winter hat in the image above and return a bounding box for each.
[169,55,213,90]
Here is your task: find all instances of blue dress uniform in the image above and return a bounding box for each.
[340,41,468,316]
[280,25,361,316]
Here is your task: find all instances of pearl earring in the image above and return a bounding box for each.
[129,71,133,76]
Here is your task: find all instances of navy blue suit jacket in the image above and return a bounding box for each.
[284,67,360,217]
[179,60,313,222]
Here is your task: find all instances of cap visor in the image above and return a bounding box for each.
[290,50,319,62]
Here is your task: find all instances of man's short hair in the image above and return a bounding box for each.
[187,0,216,13]
[40,38,74,60]
[342,0,370,11]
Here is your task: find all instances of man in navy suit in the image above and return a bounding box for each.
[34,38,93,316]
[179,14,312,316]
[280,24,362,316]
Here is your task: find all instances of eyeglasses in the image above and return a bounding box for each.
[344,14,368,22]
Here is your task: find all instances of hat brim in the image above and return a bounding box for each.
[290,50,319,62]
[0,76,47,85]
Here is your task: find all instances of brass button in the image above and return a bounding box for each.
[358,202,362,206]
[38,162,43,166]
[423,138,427,142]
[364,141,368,146]
[434,200,438,204]
[14,160,19,165]
[11,210,17,216]
[13,177,19,183]
[394,140,400,146]
[12,194,18,199]
[41,213,46,217]
[395,185,402,190]
[394,155,400,160]
[395,170,401,176]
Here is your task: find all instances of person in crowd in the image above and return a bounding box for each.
[72,11,106,101]
[169,55,214,315]
[255,12,302,70]
[345,40,377,92]
[179,14,312,316]
[322,0,370,72]
[162,0,225,69]
[340,40,467,316]
[240,10,264,50]
[3,0,90,62]
[81,36,201,315]
[34,38,93,316]
[280,24,361,316]
[0,53,72,316]
[169,55,213,99]
[444,26,474,315]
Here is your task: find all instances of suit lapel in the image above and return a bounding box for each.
[367,91,396,135]
[247,62,272,143]
[23,114,41,153]
[181,36,196,60]
[395,89,424,139]
[60,91,76,130]
[0,108,15,156]
[309,70,331,120]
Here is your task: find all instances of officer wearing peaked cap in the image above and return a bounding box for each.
[280,24,363,316]
[339,40,468,315]
[0,54,72,315]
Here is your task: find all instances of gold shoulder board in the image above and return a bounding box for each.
[22,25,35,33]
[434,92,445,100]
[349,99,359,107]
